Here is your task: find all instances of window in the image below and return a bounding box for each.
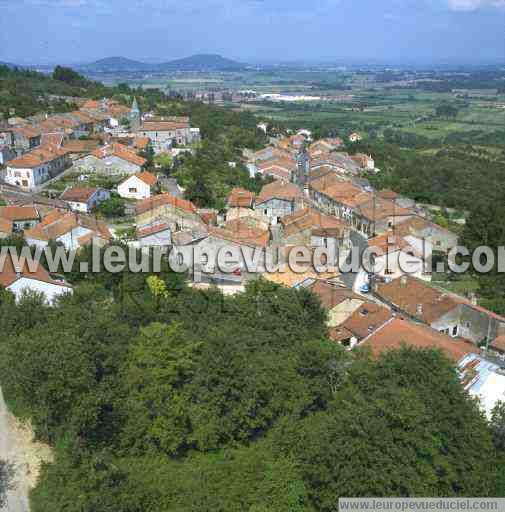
[129,187,137,193]
[452,325,458,337]
[263,210,268,216]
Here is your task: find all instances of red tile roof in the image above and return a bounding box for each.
[281,207,346,238]
[257,182,302,204]
[227,187,255,208]
[61,187,98,203]
[0,206,39,221]
[92,143,147,167]
[136,222,171,239]
[133,137,150,150]
[140,119,189,131]
[135,193,197,216]
[376,276,461,324]
[40,132,64,148]
[308,280,362,310]
[24,211,110,243]
[360,317,478,362]
[11,125,41,139]
[0,218,12,234]
[135,172,158,187]
[209,218,269,248]
[0,253,70,289]
[7,145,68,169]
[491,335,505,353]
[343,302,393,339]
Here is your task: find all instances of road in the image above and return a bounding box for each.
[0,388,29,512]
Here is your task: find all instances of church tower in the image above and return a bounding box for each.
[129,97,141,132]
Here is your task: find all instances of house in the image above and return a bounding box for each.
[60,187,111,213]
[348,132,362,143]
[375,275,505,346]
[225,187,258,223]
[194,218,271,281]
[376,189,416,210]
[394,216,458,254]
[0,253,72,303]
[0,206,40,232]
[136,117,200,153]
[73,143,147,177]
[350,153,375,171]
[246,147,297,178]
[257,160,295,182]
[308,280,365,327]
[279,207,350,251]
[118,172,158,200]
[308,138,343,157]
[256,181,303,225]
[62,139,101,159]
[458,353,505,418]
[135,193,203,232]
[359,317,478,363]
[310,153,361,176]
[136,222,172,248]
[24,210,112,251]
[0,126,16,164]
[4,145,70,191]
[339,302,394,348]
[367,233,431,281]
[80,98,130,129]
[11,125,41,154]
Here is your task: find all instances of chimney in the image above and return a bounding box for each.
[416,303,423,316]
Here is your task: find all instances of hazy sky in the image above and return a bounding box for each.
[1,0,504,65]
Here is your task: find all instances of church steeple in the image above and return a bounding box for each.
[129,97,141,131]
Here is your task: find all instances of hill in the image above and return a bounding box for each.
[78,54,246,73]
[158,54,246,71]
[78,56,151,72]
[0,61,20,69]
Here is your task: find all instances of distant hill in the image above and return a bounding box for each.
[78,57,151,72]
[158,54,246,71]
[79,54,247,73]
[0,61,20,69]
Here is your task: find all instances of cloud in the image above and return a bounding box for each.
[447,0,505,10]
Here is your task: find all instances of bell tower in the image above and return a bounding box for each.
[129,97,141,132]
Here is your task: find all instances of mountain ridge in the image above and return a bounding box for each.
[79,54,246,72]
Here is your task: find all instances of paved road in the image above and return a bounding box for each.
[0,388,29,512]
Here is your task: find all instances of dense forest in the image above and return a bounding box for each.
[0,247,504,509]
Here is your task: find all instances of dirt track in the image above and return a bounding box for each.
[0,388,52,512]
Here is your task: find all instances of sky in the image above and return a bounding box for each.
[0,0,504,65]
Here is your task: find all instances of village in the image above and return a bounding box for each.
[0,92,504,425]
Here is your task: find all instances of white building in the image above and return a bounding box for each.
[4,145,70,191]
[368,234,431,282]
[136,222,172,248]
[60,186,111,213]
[118,172,158,201]
[24,210,112,251]
[0,254,72,303]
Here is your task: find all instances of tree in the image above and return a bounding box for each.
[277,348,496,510]
[52,66,88,87]
[435,103,459,119]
